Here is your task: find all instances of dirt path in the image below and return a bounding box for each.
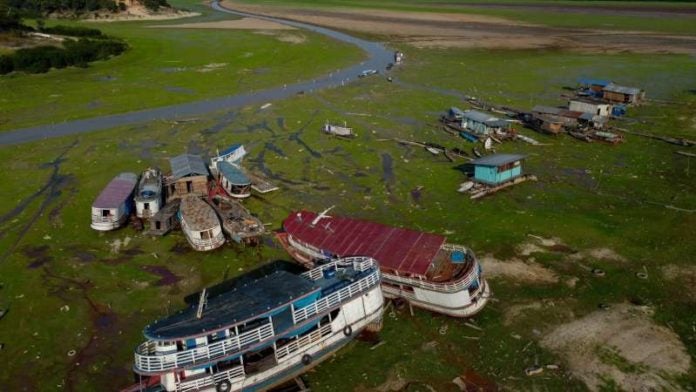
[221,0,696,54]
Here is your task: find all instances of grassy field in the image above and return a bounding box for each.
[0,1,695,391]
[234,0,696,35]
[0,0,364,132]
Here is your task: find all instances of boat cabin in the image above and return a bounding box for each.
[166,154,209,202]
[135,168,162,219]
[217,161,252,199]
[602,83,645,105]
[90,172,138,231]
[178,196,225,251]
[577,78,611,97]
[211,144,247,168]
[471,154,526,186]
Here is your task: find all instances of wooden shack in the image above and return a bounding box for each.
[165,154,209,201]
[471,154,526,186]
[147,199,181,236]
[602,83,645,105]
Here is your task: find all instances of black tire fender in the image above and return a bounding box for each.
[216,380,232,392]
[343,325,353,337]
[301,353,313,365]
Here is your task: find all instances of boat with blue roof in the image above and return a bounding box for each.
[126,257,383,392]
[135,168,163,220]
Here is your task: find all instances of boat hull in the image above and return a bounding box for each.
[90,213,128,231]
[382,278,490,318]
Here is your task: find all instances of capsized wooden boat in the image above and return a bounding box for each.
[210,195,265,244]
[457,181,475,193]
[323,121,355,138]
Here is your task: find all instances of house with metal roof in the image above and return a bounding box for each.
[471,154,526,185]
[217,161,251,199]
[602,83,645,104]
[461,110,511,135]
[569,99,612,117]
[166,154,209,201]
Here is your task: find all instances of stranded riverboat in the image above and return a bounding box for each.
[126,257,383,392]
[135,168,163,219]
[210,195,265,245]
[178,196,225,251]
[90,172,138,231]
[277,209,489,318]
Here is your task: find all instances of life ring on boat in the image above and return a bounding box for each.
[301,354,313,365]
[215,380,232,392]
[343,325,353,337]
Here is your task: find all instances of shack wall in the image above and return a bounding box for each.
[166,175,208,201]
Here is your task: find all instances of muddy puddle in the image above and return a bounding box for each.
[381,153,394,183]
[410,187,422,204]
[246,120,276,136]
[203,110,237,135]
[23,245,52,269]
[142,265,181,286]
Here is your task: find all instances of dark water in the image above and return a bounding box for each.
[0,1,394,145]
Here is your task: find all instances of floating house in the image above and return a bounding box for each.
[528,114,564,135]
[127,257,383,392]
[569,99,612,117]
[210,144,247,168]
[460,110,511,136]
[90,172,138,231]
[602,83,645,105]
[178,196,225,251]
[147,199,181,236]
[217,161,252,199]
[278,209,489,318]
[471,154,525,185]
[166,154,209,201]
[134,168,162,219]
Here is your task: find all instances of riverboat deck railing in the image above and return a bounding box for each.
[302,256,376,281]
[177,365,245,392]
[293,269,379,324]
[91,214,118,223]
[134,323,274,373]
[275,323,333,361]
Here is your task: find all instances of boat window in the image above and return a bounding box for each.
[201,230,211,240]
[144,203,150,210]
[186,181,193,193]
[102,209,109,217]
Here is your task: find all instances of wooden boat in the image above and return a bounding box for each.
[91,173,138,231]
[322,121,354,138]
[178,196,225,251]
[568,131,592,143]
[278,209,490,318]
[458,181,475,193]
[126,257,383,392]
[516,134,540,145]
[210,195,265,244]
[472,147,483,157]
[592,131,624,144]
[134,168,162,219]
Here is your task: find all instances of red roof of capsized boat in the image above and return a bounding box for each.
[282,210,445,277]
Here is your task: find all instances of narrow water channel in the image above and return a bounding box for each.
[0,1,393,145]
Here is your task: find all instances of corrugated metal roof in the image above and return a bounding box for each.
[532,105,563,115]
[471,153,525,167]
[462,110,496,123]
[484,119,510,128]
[283,211,446,277]
[218,161,251,186]
[170,154,208,180]
[603,83,642,95]
[144,270,318,340]
[93,173,138,209]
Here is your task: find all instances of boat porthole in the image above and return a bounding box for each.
[343,325,353,336]
[301,354,313,366]
[216,380,232,392]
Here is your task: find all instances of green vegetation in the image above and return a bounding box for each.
[236,0,696,35]
[1,0,171,15]
[0,1,695,391]
[0,3,365,131]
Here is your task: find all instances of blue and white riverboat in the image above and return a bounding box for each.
[127,257,383,392]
